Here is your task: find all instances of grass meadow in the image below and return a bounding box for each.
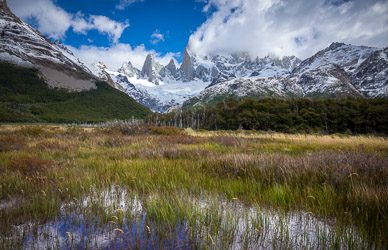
[0,124,387,249]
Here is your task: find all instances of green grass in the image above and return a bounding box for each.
[0,124,387,248]
[0,62,152,122]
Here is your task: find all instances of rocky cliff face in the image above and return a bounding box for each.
[160,59,179,79]
[141,53,163,85]
[180,48,195,81]
[351,48,388,98]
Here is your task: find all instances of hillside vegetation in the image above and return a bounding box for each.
[155,97,388,134]
[0,62,152,123]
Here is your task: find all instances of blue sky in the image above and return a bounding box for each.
[8,0,210,63]
[55,0,208,60]
[7,0,388,70]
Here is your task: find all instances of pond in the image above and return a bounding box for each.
[2,186,369,249]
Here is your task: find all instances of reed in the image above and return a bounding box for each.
[0,124,387,248]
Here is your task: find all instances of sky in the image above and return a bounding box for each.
[7,0,388,71]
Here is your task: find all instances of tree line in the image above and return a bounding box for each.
[146,98,388,134]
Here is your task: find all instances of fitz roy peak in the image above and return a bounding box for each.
[141,53,163,85]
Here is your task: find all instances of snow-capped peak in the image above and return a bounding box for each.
[118,61,139,77]
[140,53,163,85]
[292,42,379,76]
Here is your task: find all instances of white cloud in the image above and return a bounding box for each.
[116,0,143,10]
[150,29,165,45]
[188,0,388,59]
[72,13,129,43]
[68,43,180,71]
[8,0,129,42]
[8,0,72,39]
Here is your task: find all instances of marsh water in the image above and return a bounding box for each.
[1,186,369,249]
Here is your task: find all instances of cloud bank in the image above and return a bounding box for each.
[8,0,129,42]
[188,0,388,59]
[72,13,129,43]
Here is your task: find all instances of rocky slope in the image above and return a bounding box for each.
[351,48,388,98]
[185,43,387,108]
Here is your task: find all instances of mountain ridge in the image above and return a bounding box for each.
[100,49,305,112]
[183,42,387,109]
[96,41,386,112]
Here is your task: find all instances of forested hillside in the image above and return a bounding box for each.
[0,62,152,123]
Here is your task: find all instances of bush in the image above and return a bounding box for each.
[149,126,184,135]
[0,135,26,152]
[106,123,149,135]
[18,126,44,136]
[8,156,55,175]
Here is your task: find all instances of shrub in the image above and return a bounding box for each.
[149,126,184,136]
[18,126,44,137]
[8,156,55,175]
[211,135,243,147]
[106,123,149,135]
[0,135,26,152]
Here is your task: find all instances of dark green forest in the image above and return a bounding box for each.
[0,62,151,123]
[149,98,388,134]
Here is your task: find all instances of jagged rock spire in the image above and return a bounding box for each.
[167,59,175,67]
[141,53,162,84]
[180,48,195,80]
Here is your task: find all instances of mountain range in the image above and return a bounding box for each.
[0,0,387,116]
[106,42,387,112]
